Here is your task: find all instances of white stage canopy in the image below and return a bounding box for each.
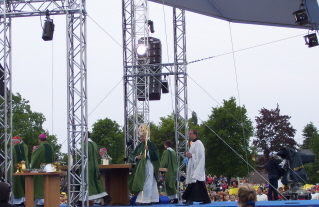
[149,0,319,29]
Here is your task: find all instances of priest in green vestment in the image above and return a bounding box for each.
[30,134,54,205]
[128,124,160,205]
[160,140,178,203]
[12,135,29,205]
[83,138,112,206]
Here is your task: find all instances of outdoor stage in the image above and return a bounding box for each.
[57,200,319,207]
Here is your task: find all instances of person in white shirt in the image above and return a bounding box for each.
[256,187,268,201]
[310,186,319,200]
[182,129,211,205]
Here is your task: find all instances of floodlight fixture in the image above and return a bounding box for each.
[293,9,309,26]
[137,44,147,56]
[42,9,55,41]
[304,33,318,48]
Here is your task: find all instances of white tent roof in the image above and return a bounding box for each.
[149,0,319,30]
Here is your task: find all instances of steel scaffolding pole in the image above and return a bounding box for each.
[66,1,88,206]
[0,1,88,206]
[123,0,150,163]
[173,7,188,202]
[0,4,13,186]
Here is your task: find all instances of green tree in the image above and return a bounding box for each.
[150,115,175,155]
[301,122,318,149]
[301,123,319,183]
[202,97,254,179]
[189,111,198,128]
[12,93,61,161]
[252,104,297,171]
[91,118,124,164]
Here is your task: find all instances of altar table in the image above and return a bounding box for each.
[14,171,67,207]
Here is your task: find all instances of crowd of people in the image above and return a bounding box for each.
[203,175,319,202]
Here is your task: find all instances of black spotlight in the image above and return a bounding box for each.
[42,10,55,41]
[304,33,318,48]
[161,76,169,94]
[148,20,155,33]
[293,9,309,26]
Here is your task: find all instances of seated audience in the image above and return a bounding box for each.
[256,187,268,201]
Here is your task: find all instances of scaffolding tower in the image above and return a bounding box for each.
[122,0,189,200]
[123,0,151,162]
[0,1,88,206]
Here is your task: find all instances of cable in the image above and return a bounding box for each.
[50,5,55,137]
[51,27,54,136]
[187,74,251,135]
[188,33,307,65]
[228,22,250,178]
[161,0,170,63]
[159,0,174,113]
[87,15,123,48]
[88,78,122,116]
[59,78,122,147]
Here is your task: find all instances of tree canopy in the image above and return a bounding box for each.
[90,117,124,164]
[301,122,319,183]
[253,104,297,171]
[12,93,61,161]
[201,97,254,178]
[301,122,318,149]
[150,114,176,156]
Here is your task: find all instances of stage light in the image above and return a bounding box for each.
[148,20,155,33]
[137,44,147,56]
[161,76,169,94]
[42,10,55,41]
[304,33,318,48]
[293,9,309,26]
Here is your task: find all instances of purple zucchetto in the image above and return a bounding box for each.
[38,134,47,139]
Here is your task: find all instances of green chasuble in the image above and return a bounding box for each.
[12,143,29,198]
[128,141,160,194]
[21,142,29,168]
[87,140,106,197]
[30,141,54,199]
[160,149,177,196]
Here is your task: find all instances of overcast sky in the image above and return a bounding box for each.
[10,1,319,153]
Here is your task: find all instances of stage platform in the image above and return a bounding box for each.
[56,200,319,207]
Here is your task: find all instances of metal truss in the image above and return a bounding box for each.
[123,0,150,163]
[122,1,188,201]
[0,1,88,206]
[173,7,188,202]
[0,11,13,186]
[66,1,88,206]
